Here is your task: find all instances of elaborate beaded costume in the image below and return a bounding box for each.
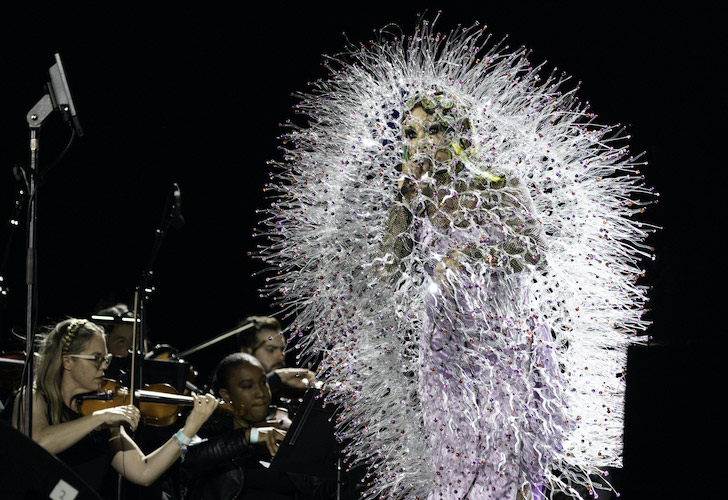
[258,15,654,499]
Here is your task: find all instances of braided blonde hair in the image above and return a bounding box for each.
[34,319,106,425]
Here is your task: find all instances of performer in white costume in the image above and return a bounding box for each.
[258,14,655,499]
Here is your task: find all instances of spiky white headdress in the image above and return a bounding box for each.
[258,14,655,499]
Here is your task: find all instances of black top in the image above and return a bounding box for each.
[179,413,305,500]
[1,391,115,498]
[54,404,115,498]
[177,413,253,500]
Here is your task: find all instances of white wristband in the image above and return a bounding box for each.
[249,427,259,444]
[173,429,192,461]
[173,429,192,446]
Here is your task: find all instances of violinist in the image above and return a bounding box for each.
[236,316,315,402]
[174,352,321,500]
[93,302,136,358]
[88,302,139,389]
[10,318,218,499]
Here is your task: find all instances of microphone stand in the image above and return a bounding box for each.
[20,93,56,437]
[119,183,183,500]
[130,183,185,405]
[19,53,82,438]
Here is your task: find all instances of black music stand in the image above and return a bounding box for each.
[0,419,102,500]
[268,388,340,479]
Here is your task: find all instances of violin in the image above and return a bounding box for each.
[75,378,241,427]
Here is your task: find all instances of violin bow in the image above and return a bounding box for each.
[176,321,255,359]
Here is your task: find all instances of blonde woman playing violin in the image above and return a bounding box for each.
[11,318,217,498]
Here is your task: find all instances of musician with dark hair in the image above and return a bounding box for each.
[236,316,315,395]
[93,302,136,358]
[174,352,327,500]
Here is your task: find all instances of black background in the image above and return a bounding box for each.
[0,3,722,497]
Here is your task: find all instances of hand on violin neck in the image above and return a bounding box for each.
[182,393,218,436]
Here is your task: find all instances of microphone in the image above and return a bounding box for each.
[170,183,185,228]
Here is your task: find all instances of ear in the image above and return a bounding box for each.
[218,387,231,403]
[240,346,252,354]
[61,355,74,371]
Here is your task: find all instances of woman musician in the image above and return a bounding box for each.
[10,318,217,498]
[175,352,326,500]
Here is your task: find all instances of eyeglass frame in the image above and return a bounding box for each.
[67,353,113,368]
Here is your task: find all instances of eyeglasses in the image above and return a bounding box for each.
[68,353,113,368]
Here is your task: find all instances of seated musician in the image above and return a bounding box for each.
[236,316,315,397]
[10,318,217,499]
[93,302,136,358]
[176,352,326,500]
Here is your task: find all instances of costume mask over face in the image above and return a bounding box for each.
[399,92,476,191]
[395,91,495,245]
[402,105,450,179]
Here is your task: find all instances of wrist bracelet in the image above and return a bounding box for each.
[173,429,193,461]
[249,427,259,444]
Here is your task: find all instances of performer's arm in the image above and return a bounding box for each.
[12,389,140,455]
[108,393,217,486]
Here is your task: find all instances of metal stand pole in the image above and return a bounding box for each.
[21,94,54,437]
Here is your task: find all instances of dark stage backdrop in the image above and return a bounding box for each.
[0,4,722,498]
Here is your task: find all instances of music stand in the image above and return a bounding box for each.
[268,388,340,479]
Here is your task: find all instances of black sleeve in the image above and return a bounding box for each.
[266,371,283,391]
[181,428,254,477]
